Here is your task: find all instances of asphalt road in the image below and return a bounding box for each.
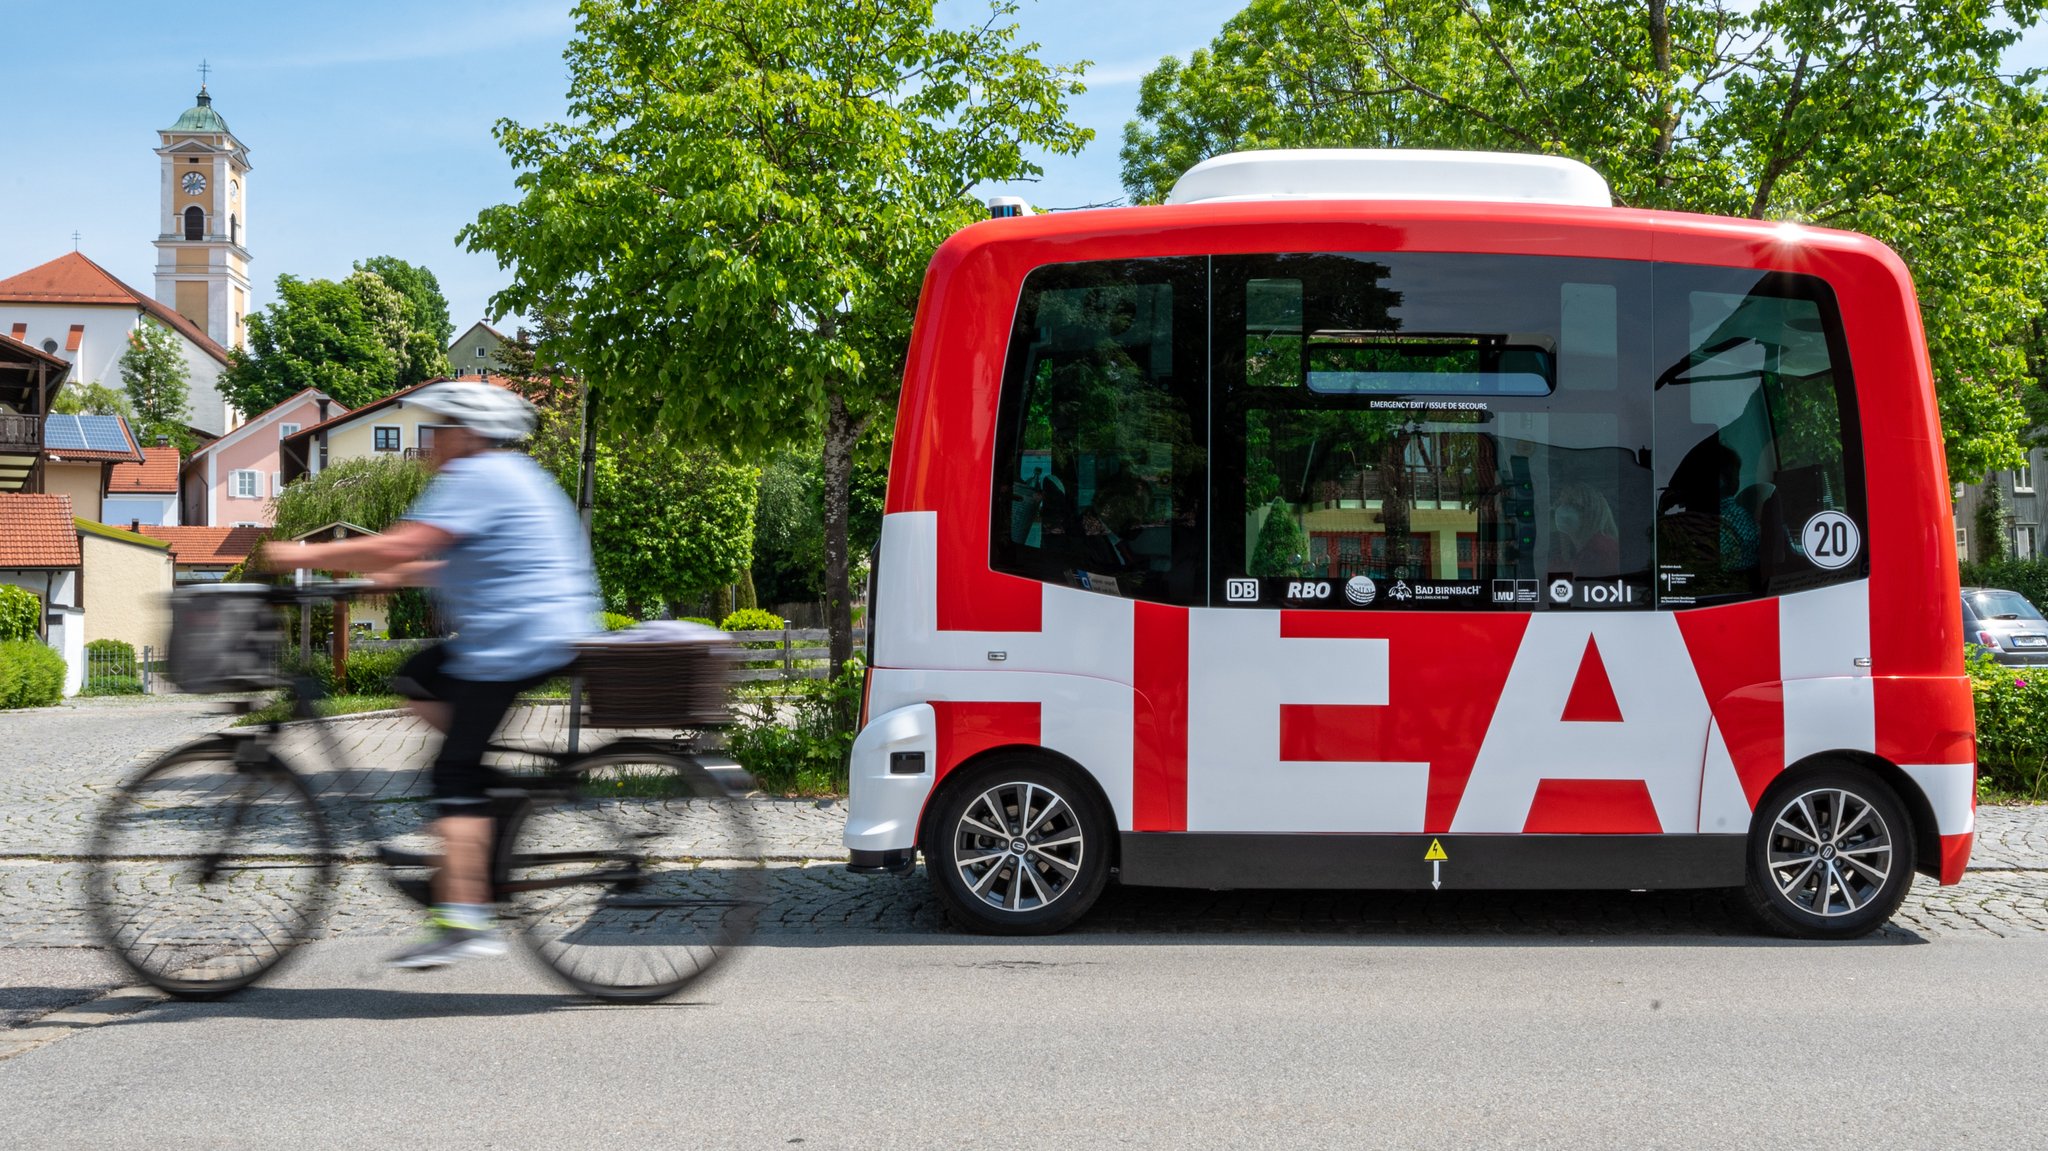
[1,932,2042,1150]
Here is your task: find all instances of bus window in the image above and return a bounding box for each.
[1652,270,1866,606]
[1214,253,1654,609]
[989,258,1208,604]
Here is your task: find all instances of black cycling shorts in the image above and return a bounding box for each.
[392,644,568,809]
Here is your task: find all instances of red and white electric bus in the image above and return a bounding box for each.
[844,149,1974,940]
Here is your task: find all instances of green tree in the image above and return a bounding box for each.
[354,256,455,386]
[118,318,195,454]
[590,437,759,618]
[269,455,434,539]
[462,0,1092,673]
[1121,0,2048,481]
[221,269,428,415]
[1976,483,2011,565]
[752,444,888,606]
[50,382,132,418]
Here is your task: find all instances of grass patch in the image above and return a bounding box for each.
[236,693,405,726]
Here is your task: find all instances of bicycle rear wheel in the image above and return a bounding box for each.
[500,746,761,1003]
[89,740,333,998]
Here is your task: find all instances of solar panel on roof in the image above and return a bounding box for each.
[42,415,131,453]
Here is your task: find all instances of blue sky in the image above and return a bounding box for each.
[0,0,1240,335]
[4,1,2044,336]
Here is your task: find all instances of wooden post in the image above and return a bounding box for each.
[332,597,349,688]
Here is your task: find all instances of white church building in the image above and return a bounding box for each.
[0,85,252,435]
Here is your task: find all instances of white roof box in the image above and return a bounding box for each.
[1166,148,1612,208]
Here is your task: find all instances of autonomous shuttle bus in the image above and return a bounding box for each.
[844,149,1974,939]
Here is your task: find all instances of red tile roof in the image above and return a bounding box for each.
[135,525,265,566]
[0,493,81,568]
[109,447,182,493]
[0,252,233,366]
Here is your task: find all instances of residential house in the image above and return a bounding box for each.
[41,414,144,524]
[0,330,70,495]
[0,252,237,436]
[106,445,182,526]
[0,493,85,695]
[76,519,175,655]
[281,375,512,484]
[449,321,513,375]
[1957,447,2048,566]
[136,525,266,585]
[181,389,346,527]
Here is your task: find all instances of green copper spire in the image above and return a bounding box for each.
[167,86,231,134]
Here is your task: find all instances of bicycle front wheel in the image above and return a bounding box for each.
[89,740,333,998]
[501,747,762,1003]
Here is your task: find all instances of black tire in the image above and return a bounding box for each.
[500,748,762,1003]
[88,739,333,998]
[924,756,1112,936]
[1744,766,1916,940]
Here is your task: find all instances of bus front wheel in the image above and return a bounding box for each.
[925,757,1111,935]
[1743,766,1916,940]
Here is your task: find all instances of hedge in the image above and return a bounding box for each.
[1959,558,2048,608]
[0,641,65,709]
[1971,651,2048,800]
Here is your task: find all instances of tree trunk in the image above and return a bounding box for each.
[1649,0,1677,188]
[738,571,758,611]
[821,392,863,678]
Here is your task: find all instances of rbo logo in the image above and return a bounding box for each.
[1286,581,1332,600]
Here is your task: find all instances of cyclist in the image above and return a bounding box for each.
[259,380,599,969]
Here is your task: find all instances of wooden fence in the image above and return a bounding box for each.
[728,628,866,682]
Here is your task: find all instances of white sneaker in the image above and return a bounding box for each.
[386,926,508,970]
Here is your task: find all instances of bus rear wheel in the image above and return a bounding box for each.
[925,758,1110,935]
[1743,767,1915,940]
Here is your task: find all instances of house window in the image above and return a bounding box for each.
[230,470,262,499]
[373,426,401,452]
[2017,524,2038,561]
[1957,526,1969,555]
[279,423,300,439]
[184,206,204,241]
[42,339,59,355]
[475,345,487,359]
[2015,463,2034,494]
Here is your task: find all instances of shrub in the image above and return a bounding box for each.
[0,641,65,709]
[339,645,419,696]
[719,608,786,652]
[85,638,138,674]
[0,585,39,643]
[386,588,445,639]
[719,608,785,634]
[1969,650,2048,800]
[725,659,863,795]
[600,611,637,632]
[680,616,715,627]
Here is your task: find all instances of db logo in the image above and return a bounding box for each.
[1286,581,1332,600]
[1225,578,1260,603]
[1548,579,1574,604]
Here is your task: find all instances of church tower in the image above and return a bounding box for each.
[153,80,251,351]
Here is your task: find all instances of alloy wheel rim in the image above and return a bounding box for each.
[952,780,1085,913]
[1765,787,1893,917]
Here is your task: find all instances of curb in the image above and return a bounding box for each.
[0,983,166,1063]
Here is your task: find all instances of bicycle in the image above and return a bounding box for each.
[88,581,761,1004]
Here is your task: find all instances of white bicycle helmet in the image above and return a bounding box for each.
[407,380,537,443]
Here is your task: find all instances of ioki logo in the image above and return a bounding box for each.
[1225,578,1259,603]
[1549,578,1641,607]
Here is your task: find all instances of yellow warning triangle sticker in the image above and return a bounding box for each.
[1423,839,1448,862]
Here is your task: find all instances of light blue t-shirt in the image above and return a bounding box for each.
[404,451,599,681]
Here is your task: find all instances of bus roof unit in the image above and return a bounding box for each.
[1166,148,1613,208]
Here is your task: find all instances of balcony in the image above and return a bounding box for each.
[0,413,39,454]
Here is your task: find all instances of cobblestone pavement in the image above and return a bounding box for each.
[3,698,2045,950]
